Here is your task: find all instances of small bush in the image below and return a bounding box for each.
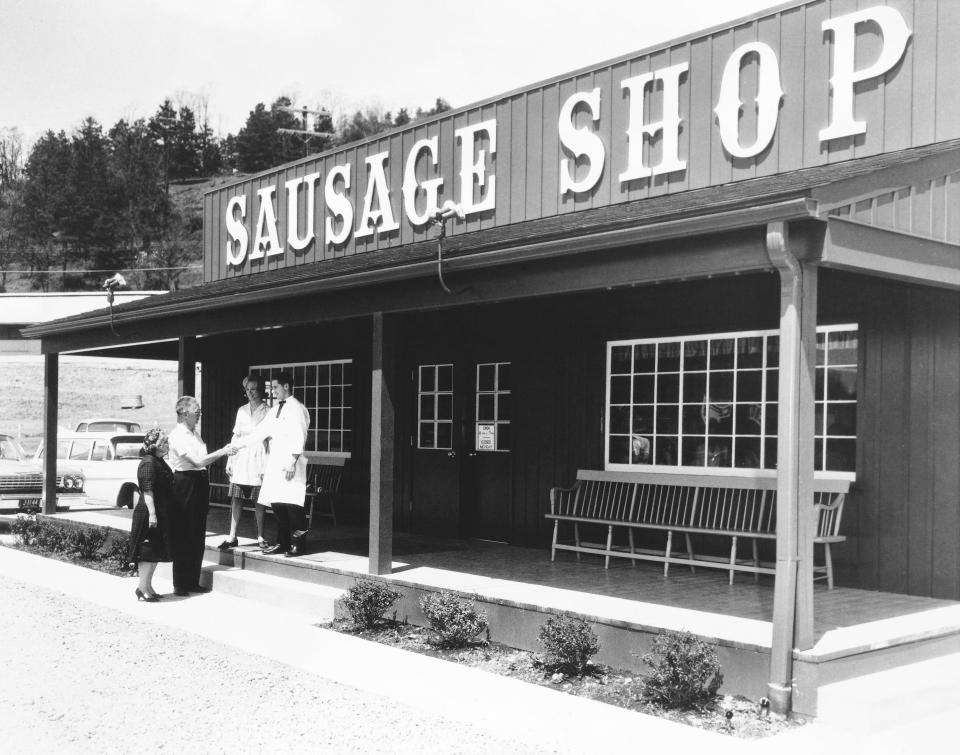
[343,579,403,629]
[538,615,600,675]
[104,534,133,571]
[10,514,42,546]
[65,526,110,560]
[34,521,70,552]
[641,630,723,709]
[419,591,488,648]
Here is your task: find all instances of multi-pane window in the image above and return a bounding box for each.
[606,325,858,476]
[475,362,511,452]
[816,325,858,473]
[418,364,453,449]
[250,360,353,455]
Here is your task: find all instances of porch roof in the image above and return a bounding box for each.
[22,138,960,347]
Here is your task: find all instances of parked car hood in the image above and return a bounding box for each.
[0,458,42,475]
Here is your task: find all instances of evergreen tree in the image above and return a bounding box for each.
[235,102,276,173]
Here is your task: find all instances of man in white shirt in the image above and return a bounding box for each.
[231,372,311,556]
[167,396,233,595]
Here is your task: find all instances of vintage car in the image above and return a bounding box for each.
[0,432,86,511]
[35,431,144,508]
[75,418,143,433]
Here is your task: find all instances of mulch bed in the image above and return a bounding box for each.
[331,619,802,738]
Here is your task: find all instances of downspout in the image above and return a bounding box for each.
[765,221,818,716]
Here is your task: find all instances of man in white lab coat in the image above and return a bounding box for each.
[231,371,311,556]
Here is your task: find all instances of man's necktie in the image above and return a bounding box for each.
[276,399,286,418]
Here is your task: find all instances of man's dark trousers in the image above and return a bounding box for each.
[171,469,209,591]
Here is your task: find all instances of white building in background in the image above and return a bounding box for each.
[0,292,163,354]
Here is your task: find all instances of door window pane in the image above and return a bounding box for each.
[418,363,453,450]
[475,362,511,452]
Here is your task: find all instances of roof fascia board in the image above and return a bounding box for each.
[811,150,960,213]
[36,231,773,354]
[24,197,815,340]
[822,217,960,290]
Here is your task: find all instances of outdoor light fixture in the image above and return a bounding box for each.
[102,272,126,335]
[426,200,464,295]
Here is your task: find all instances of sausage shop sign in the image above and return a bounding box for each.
[222,5,917,270]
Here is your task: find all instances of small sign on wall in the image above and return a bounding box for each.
[476,423,496,451]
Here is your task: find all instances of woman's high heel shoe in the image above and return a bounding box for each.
[135,588,159,603]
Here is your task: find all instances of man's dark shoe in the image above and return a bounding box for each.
[189,585,212,594]
[291,529,309,540]
[285,545,302,558]
[173,590,190,597]
[262,544,288,555]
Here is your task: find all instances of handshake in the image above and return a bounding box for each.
[223,444,240,456]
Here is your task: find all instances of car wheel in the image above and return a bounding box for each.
[117,483,138,509]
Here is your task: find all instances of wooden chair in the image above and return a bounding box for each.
[304,453,345,528]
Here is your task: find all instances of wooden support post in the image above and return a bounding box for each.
[42,353,59,515]
[178,336,195,398]
[729,536,738,585]
[766,221,819,716]
[368,312,397,575]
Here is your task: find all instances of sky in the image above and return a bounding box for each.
[0,0,788,144]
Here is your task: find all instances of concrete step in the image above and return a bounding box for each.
[153,560,345,622]
[815,651,960,733]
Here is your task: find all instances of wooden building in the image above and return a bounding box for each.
[24,0,960,715]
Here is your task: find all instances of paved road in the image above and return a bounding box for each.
[0,576,548,754]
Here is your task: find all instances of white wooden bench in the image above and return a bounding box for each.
[547,470,849,588]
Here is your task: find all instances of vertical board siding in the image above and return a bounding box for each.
[205,0,960,283]
[906,291,933,595]
[824,273,960,598]
[827,170,960,243]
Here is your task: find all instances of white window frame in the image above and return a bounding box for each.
[250,359,352,458]
[417,363,454,450]
[605,325,858,480]
[475,362,511,453]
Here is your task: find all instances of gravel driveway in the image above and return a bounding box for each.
[0,577,555,754]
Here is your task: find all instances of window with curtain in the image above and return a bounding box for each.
[250,360,353,455]
[606,325,857,476]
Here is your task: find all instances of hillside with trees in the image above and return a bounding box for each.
[0,96,450,293]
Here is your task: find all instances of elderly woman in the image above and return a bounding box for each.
[167,395,233,597]
[126,428,174,602]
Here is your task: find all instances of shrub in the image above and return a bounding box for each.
[419,591,488,648]
[640,630,723,709]
[65,526,110,560]
[342,579,403,629]
[34,521,70,552]
[538,615,600,675]
[10,514,42,546]
[104,533,133,571]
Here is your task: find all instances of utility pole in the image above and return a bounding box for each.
[277,105,333,157]
[155,114,176,198]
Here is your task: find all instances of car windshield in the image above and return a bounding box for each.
[0,435,26,462]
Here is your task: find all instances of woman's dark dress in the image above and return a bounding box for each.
[127,453,174,564]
